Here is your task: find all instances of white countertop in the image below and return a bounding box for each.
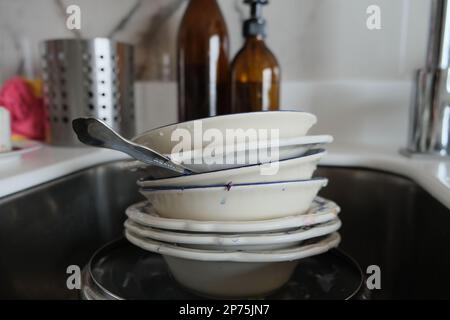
[323,144,450,209]
[1,142,449,209]
[0,144,128,198]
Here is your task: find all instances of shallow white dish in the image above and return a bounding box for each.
[125,230,340,262]
[140,178,327,221]
[125,231,340,298]
[181,242,302,251]
[125,135,332,173]
[132,111,317,155]
[0,140,41,164]
[138,149,326,188]
[124,218,341,250]
[125,197,340,233]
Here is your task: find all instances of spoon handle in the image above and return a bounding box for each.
[72,118,191,175]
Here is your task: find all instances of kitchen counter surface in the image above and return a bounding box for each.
[0,142,449,209]
[0,144,128,198]
[323,144,450,209]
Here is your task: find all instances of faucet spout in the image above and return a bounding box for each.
[426,0,450,69]
[408,0,450,156]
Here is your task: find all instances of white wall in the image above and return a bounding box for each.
[0,0,431,81]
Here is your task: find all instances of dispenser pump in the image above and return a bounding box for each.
[230,0,279,113]
[243,0,268,38]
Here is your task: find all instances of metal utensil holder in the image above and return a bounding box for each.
[41,38,135,146]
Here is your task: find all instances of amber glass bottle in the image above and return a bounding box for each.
[177,0,230,121]
[230,0,280,113]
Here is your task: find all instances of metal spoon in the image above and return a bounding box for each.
[72,117,193,175]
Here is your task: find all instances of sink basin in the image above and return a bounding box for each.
[318,167,450,299]
[0,162,449,299]
[0,162,144,299]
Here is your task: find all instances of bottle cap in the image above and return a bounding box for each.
[243,0,268,37]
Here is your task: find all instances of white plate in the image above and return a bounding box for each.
[125,230,341,262]
[124,218,341,247]
[0,140,42,164]
[140,178,327,221]
[125,135,332,173]
[132,111,317,155]
[137,149,326,188]
[125,197,340,233]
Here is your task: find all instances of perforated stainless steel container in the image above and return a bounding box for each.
[41,38,135,146]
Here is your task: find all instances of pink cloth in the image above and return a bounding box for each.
[0,76,46,140]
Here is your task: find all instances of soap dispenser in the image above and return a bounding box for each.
[230,0,280,113]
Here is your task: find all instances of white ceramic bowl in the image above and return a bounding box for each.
[125,231,340,298]
[125,135,332,173]
[124,218,341,250]
[132,111,317,155]
[140,178,327,221]
[137,149,326,188]
[125,197,340,233]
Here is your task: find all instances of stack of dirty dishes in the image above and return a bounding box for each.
[123,111,342,298]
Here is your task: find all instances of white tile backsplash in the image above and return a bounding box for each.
[281,80,411,147]
[0,0,432,82]
[134,81,178,133]
[134,80,411,148]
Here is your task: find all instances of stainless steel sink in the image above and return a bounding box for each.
[0,162,144,299]
[0,162,449,299]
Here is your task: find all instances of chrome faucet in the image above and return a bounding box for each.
[408,0,450,156]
